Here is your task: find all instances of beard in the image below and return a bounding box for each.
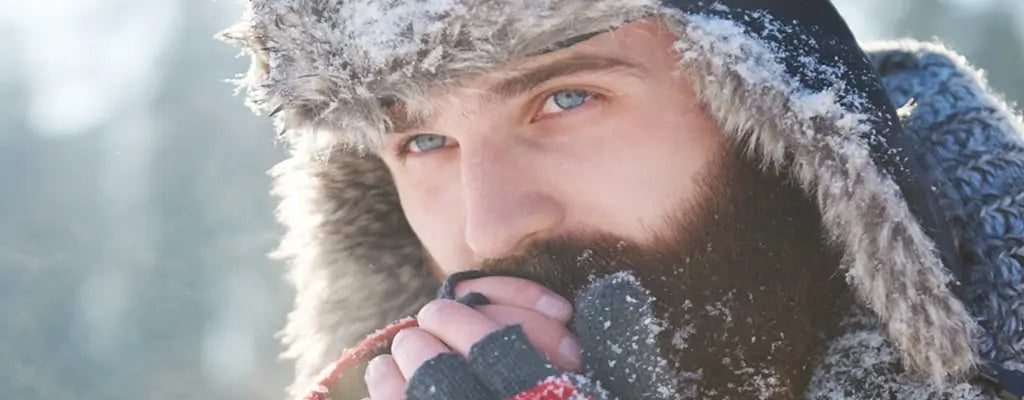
[470,140,848,398]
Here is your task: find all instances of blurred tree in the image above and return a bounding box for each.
[1,0,288,399]
[844,0,1024,105]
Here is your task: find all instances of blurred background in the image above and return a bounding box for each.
[0,0,1021,399]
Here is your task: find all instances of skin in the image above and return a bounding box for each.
[368,18,725,399]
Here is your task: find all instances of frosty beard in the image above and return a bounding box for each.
[472,140,848,398]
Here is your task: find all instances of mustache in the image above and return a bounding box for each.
[475,232,675,300]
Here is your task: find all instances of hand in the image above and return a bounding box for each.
[363,276,582,400]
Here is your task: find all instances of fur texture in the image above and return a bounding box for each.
[220,1,1024,398]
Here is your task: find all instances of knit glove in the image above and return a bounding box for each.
[405,272,678,400]
[571,272,679,399]
[404,324,609,400]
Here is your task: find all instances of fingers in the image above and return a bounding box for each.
[476,304,582,372]
[416,299,503,356]
[390,327,451,378]
[453,276,573,322]
[365,355,406,400]
[375,295,578,398]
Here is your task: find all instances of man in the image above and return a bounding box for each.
[221,0,1024,398]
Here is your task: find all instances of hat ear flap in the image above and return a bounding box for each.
[272,149,438,398]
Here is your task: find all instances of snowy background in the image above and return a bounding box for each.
[0,0,1021,399]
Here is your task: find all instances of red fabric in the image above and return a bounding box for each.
[506,376,591,400]
[302,317,419,400]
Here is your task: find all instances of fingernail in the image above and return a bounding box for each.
[559,336,582,367]
[536,294,572,320]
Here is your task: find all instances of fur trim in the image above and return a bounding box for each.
[270,151,437,397]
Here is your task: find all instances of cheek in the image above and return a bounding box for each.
[393,172,471,275]
[548,101,722,241]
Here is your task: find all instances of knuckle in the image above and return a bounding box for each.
[365,354,406,399]
[475,304,518,324]
[365,354,394,380]
[480,305,553,334]
[390,327,431,355]
[416,298,460,323]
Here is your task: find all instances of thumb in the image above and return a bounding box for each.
[571,272,680,400]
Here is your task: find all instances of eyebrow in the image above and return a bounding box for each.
[381,97,417,135]
[486,54,646,102]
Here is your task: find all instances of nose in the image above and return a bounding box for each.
[460,138,564,261]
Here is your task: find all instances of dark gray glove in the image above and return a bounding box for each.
[572,272,679,399]
[405,324,607,400]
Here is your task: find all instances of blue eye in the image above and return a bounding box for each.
[405,134,448,153]
[541,90,592,115]
[554,90,589,109]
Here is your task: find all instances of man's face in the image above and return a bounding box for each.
[377,19,725,273]
[377,17,845,397]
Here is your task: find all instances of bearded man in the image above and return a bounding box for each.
[221,1,1024,398]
